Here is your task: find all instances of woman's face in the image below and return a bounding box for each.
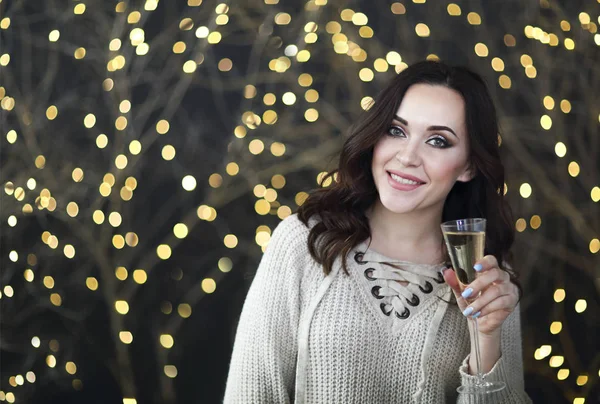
[371,83,473,216]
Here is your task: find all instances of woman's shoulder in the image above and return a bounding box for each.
[271,213,312,244]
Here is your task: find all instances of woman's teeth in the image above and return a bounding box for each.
[390,173,420,185]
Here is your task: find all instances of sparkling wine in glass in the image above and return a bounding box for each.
[441,218,506,396]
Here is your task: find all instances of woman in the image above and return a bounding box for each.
[224,60,531,403]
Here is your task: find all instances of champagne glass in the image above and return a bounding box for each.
[441,218,506,396]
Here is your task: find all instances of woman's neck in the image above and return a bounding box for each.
[365,201,445,265]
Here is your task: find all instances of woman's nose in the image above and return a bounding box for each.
[395,141,422,167]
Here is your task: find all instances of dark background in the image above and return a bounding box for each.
[0,0,598,403]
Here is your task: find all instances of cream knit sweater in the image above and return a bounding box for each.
[224,215,531,403]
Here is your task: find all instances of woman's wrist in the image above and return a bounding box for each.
[468,326,502,374]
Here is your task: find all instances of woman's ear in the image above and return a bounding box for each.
[457,164,476,183]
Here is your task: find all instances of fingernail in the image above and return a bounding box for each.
[472,311,481,318]
[463,307,474,316]
[461,288,473,299]
[474,264,483,272]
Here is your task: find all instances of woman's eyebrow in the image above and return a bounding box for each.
[393,114,458,138]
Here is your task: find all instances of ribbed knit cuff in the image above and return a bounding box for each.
[459,353,508,385]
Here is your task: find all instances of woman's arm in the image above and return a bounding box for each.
[223,216,307,404]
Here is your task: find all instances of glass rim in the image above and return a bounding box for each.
[440,218,486,229]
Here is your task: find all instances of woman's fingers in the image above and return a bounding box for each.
[460,282,517,318]
[460,266,510,300]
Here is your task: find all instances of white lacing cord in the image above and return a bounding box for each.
[369,267,440,318]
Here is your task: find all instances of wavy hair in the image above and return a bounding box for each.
[297,60,517,286]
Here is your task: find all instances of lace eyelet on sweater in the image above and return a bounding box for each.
[406,294,420,307]
[434,272,445,284]
[419,281,433,294]
[364,268,376,281]
[371,286,384,299]
[354,252,367,264]
[395,307,410,319]
[380,302,392,316]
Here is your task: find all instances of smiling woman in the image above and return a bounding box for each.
[224,61,530,403]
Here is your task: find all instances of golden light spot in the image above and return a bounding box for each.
[225,162,239,176]
[216,15,229,25]
[46,105,58,120]
[218,58,233,72]
[573,398,585,404]
[164,365,178,378]
[64,244,76,259]
[128,140,142,155]
[560,99,571,113]
[554,288,566,303]
[555,142,567,157]
[109,212,122,227]
[591,187,600,202]
[550,321,562,334]
[219,257,233,273]
[208,173,223,188]
[109,38,122,51]
[26,178,37,190]
[160,334,174,348]
[277,205,292,219]
[305,108,319,122]
[515,218,526,232]
[66,361,77,375]
[112,235,125,249]
[564,38,575,50]
[31,336,41,347]
[86,277,98,291]
[530,215,541,229]
[519,183,532,198]
[195,26,209,38]
[47,355,57,368]
[271,174,286,189]
[156,119,170,134]
[74,3,86,14]
[295,191,309,206]
[125,232,139,247]
[560,20,571,31]
[351,12,368,25]
[178,303,192,318]
[127,11,141,23]
[361,96,374,111]
[0,17,11,29]
[115,300,129,315]
[575,299,587,313]
[467,12,481,25]
[0,53,10,66]
[102,78,114,91]
[249,139,265,155]
[197,205,217,221]
[115,154,128,169]
[271,142,286,156]
[305,89,319,103]
[359,26,373,38]
[133,269,147,284]
[6,129,17,144]
[24,269,34,282]
[264,188,278,202]
[498,75,511,90]
[93,210,105,224]
[491,57,504,71]
[82,113,95,128]
[577,375,588,386]
[202,278,217,293]
[415,23,430,37]
[182,175,197,191]
[74,47,86,59]
[391,2,406,14]
[173,223,188,239]
[263,110,278,125]
[9,251,18,262]
[275,12,291,24]
[157,244,172,260]
[543,96,555,110]
[50,293,62,306]
[549,356,564,367]
[474,43,488,57]
[224,234,238,248]
[115,266,128,281]
[207,32,222,44]
[557,368,569,380]
[119,331,133,344]
[540,115,552,130]
[447,3,461,15]
[567,161,580,177]
[162,145,176,160]
[256,231,271,247]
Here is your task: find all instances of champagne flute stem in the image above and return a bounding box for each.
[472,317,484,384]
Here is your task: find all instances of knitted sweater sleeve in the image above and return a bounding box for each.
[223,216,307,404]
[457,304,532,403]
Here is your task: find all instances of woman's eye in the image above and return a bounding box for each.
[427,137,450,148]
[387,126,405,137]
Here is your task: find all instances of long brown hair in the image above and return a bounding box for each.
[297,60,517,284]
